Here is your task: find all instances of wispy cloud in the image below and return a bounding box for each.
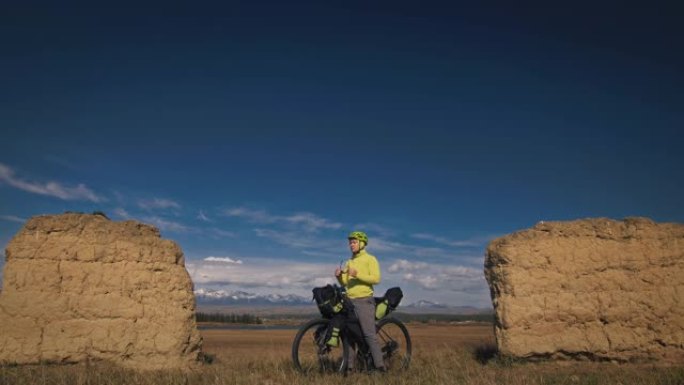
[371,237,452,260]
[224,207,342,232]
[370,237,407,252]
[0,163,103,202]
[142,216,193,233]
[387,259,429,273]
[137,198,181,210]
[197,210,212,222]
[386,259,486,293]
[186,257,337,293]
[209,228,236,238]
[0,215,26,223]
[352,222,397,238]
[204,256,243,264]
[284,212,342,231]
[113,208,132,219]
[253,228,340,257]
[254,229,320,249]
[119,211,233,238]
[224,207,278,223]
[112,190,127,205]
[411,232,494,248]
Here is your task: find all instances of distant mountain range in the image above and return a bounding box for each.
[194,288,310,305]
[194,289,491,314]
[404,299,449,308]
[402,299,487,315]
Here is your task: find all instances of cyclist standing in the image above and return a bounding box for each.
[334,231,386,373]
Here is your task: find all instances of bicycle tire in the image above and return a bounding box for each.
[376,317,412,370]
[292,318,349,374]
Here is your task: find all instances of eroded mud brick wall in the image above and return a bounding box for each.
[485,218,684,362]
[0,213,202,370]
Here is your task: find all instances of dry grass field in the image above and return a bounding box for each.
[1,323,682,385]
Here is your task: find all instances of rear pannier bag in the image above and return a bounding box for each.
[312,284,343,318]
[375,287,403,319]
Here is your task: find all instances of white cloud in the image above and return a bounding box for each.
[204,256,243,264]
[224,207,277,223]
[209,228,236,238]
[352,223,396,238]
[0,163,103,202]
[142,216,193,233]
[283,212,342,231]
[186,257,337,295]
[113,208,131,219]
[388,259,429,273]
[385,258,486,294]
[186,252,491,307]
[368,237,405,252]
[411,232,494,248]
[245,221,476,264]
[253,229,340,257]
[224,207,341,232]
[254,229,315,248]
[119,212,232,239]
[388,260,485,291]
[0,215,26,223]
[370,237,451,259]
[412,274,440,289]
[112,190,127,205]
[185,255,491,307]
[197,210,211,222]
[137,198,181,210]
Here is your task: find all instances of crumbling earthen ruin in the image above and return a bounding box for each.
[0,213,202,370]
[485,217,684,363]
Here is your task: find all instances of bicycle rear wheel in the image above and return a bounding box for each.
[376,317,411,370]
[292,318,348,374]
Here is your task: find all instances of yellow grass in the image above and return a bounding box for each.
[1,323,682,385]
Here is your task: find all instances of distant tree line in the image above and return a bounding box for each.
[195,312,263,324]
[392,312,494,323]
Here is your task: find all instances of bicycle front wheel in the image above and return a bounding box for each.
[377,317,411,370]
[292,318,348,374]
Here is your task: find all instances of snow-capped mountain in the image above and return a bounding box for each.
[193,289,492,314]
[405,300,448,308]
[404,299,490,314]
[194,288,310,305]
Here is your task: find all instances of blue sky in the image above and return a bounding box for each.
[1,2,682,307]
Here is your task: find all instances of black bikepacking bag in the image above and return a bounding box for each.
[312,284,343,318]
[323,315,345,347]
[375,287,403,319]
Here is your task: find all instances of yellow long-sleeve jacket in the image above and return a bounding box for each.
[337,249,381,298]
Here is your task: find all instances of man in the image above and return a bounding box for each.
[335,231,386,372]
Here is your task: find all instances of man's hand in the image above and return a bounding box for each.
[348,267,357,277]
[334,267,342,277]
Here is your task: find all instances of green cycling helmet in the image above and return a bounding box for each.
[347,231,369,245]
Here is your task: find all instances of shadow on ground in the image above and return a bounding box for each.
[473,343,498,365]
